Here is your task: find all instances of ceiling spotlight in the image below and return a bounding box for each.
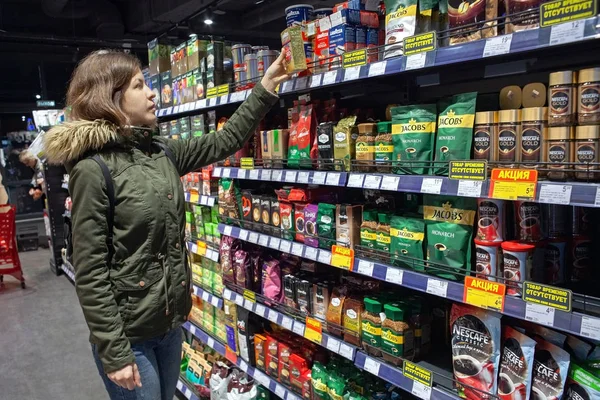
[21,116,26,121]
[255,0,265,4]
[35,94,41,99]
[204,17,213,25]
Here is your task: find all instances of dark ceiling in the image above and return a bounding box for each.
[0,0,337,129]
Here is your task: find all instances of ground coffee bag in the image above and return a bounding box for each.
[424,195,476,280]
[451,304,501,400]
[384,0,419,58]
[565,363,600,400]
[390,216,425,271]
[499,326,536,400]
[435,92,478,175]
[531,338,570,400]
[391,104,437,175]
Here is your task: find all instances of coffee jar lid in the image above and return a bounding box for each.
[475,111,496,124]
[548,126,572,140]
[549,71,574,86]
[498,109,521,123]
[521,107,548,122]
[576,125,600,140]
[358,123,377,134]
[578,67,600,83]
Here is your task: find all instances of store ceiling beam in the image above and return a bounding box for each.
[242,0,338,29]
[0,31,148,49]
[126,0,220,35]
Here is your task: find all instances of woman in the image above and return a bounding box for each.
[43,50,289,400]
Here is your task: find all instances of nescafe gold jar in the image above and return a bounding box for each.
[497,110,521,167]
[549,71,576,126]
[575,125,600,181]
[520,107,547,169]
[577,67,600,125]
[473,111,497,163]
[546,126,573,181]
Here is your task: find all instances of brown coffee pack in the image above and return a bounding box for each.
[336,204,363,249]
[449,0,498,45]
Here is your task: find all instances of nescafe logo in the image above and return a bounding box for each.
[565,383,590,400]
[499,129,516,152]
[551,91,570,111]
[519,203,540,219]
[474,129,491,154]
[574,241,591,259]
[549,145,567,162]
[577,145,596,162]
[504,253,520,268]
[521,128,541,153]
[476,248,491,263]
[479,201,499,217]
[580,87,600,111]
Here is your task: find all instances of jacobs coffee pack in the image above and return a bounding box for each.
[434,92,478,175]
[424,195,476,280]
[391,104,437,175]
[390,216,425,271]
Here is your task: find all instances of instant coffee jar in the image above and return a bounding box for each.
[575,125,600,181]
[577,67,600,125]
[546,126,573,181]
[497,109,521,167]
[520,107,547,169]
[473,111,497,163]
[548,70,576,126]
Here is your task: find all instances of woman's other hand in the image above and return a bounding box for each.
[260,50,291,93]
[107,362,142,390]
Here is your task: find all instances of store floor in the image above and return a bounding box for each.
[0,248,107,399]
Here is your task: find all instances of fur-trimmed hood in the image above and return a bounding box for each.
[43,119,121,165]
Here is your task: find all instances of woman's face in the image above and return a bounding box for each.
[121,70,157,127]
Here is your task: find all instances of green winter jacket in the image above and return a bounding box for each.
[43,82,278,373]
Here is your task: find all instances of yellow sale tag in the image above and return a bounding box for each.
[464,277,506,312]
[196,241,207,256]
[243,289,256,303]
[189,192,199,204]
[241,158,255,170]
[489,168,537,200]
[206,87,218,98]
[330,245,354,270]
[304,317,323,344]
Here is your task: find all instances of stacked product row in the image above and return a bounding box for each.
[185,202,222,245]
[182,170,218,196]
[190,255,224,299]
[159,113,217,139]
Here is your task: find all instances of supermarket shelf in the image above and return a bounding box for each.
[219,222,600,340]
[212,167,348,187]
[223,288,357,362]
[182,321,300,400]
[157,89,252,118]
[279,16,600,95]
[184,191,217,207]
[348,172,600,207]
[176,379,202,400]
[187,241,220,262]
[354,352,459,400]
[192,284,224,309]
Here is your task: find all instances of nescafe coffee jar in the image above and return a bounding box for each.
[546,127,573,181]
[520,107,547,169]
[474,239,502,282]
[515,201,543,242]
[575,125,600,181]
[497,109,521,167]
[570,235,592,284]
[544,238,568,285]
[473,111,497,163]
[501,241,535,297]
[476,199,505,242]
[577,67,600,125]
[548,70,576,126]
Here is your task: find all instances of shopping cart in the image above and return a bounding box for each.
[0,204,25,289]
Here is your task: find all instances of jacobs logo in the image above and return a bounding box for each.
[439,110,463,126]
[402,118,427,132]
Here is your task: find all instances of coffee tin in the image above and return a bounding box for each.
[476,199,505,243]
[570,235,592,283]
[474,239,503,282]
[244,54,259,82]
[544,238,568,285]
[515,201,543,242]
[544,204,568,238]
[501,241,535,297]
[232,44,252,70]
[571,206,592,236]
[285,4,314,27]
[257,50,279,77]
[314,8,332,19]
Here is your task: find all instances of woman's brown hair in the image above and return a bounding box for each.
[67,50,141,126]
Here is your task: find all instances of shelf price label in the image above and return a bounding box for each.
[489,168,537,200]
[330,245,354,270]
[483,34,513,58]
[538,184,572,205]
[342,49,367,68]
[403,31,437,56]
[540,0,596,27]
[522,281,572,312]
[304,317,323,344]
[240,158,254,170]
[463,276,506,312]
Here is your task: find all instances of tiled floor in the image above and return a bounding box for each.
[0,248,107,399]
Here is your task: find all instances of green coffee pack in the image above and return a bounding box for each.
[390,216,425,271]
[317,203,337,249]
[391,104,437,175]
[434,92,477,175]
[423,195,476,280]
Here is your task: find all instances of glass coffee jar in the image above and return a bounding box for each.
[520,107,547,169]
[577,67,600,125]
[549,71,576,126]
[473,111,497,163]
[575,125,600,181]
[546,127,573,181]
[497,110,521,167]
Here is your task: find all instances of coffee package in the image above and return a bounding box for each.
[451,304,501,400]
[434,92,478,175]
[384,0,418,58]
[317,122,336,170]
[271,129,289,169]
[337,204,363,248]
[448,0,497,45]
[391,104,437,175]
[565,363,600,400]
[499,326,536,400]
[281,26,307,74]
[390,216,425,271]
[424,195,476,280]
[288,105,316,169]
[304,204,319,247]
[531,338,570,400]
[333,116,358,172]
[317,203,337,249]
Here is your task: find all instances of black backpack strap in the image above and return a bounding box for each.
[155,141,177,168]
[89,155,115,267]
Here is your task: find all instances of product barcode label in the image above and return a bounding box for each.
[293,321,305,336]
[298,171,310,183]
[280,80,292,93]
[318,250,332,264]
[326,337,341,353]
[326,173,341,186]
[258,234,269,247]
[271,170,283,181]
[222,168,231,178]
[368,61,387,77]
[412,381,432,400]
[295,76,308,90]
[385,268,404,285]
[219,94,228,104]
[339,343,354,360]
[285,170,297,182]
[261,169,272,181]
[312,171,326,184]
[249,169,260,180]
[291,243,304,256]
[223,225,233,237]
[364,175,382,189]
[405,53,427,71]
[364,357,381,376]
[580,316,600,340]
[248,232,259,243]
[344,66,361,81]
[267,309,278,323]
[269,238,281,250]
[483,34,513,57]
[421,178,443,194]
[525,303,556,326]
[254,304,266,317]
[239,229,249,241]
[310,74,323,88]
[426,279,448,297]
[305,247,318,260]
[380,176,400,191]
[550,20,585,46]
[457,180,483,197]
[322,70,338,85]
[357,259,374,277]
[538,184,572,205]
[279,240,292,254]
[275,385,286,399]
[347,174,365,188]
[281,316,294,330]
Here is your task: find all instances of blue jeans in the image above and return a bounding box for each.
[92,328,183,400]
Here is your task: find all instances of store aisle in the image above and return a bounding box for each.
[0,249,107,400]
